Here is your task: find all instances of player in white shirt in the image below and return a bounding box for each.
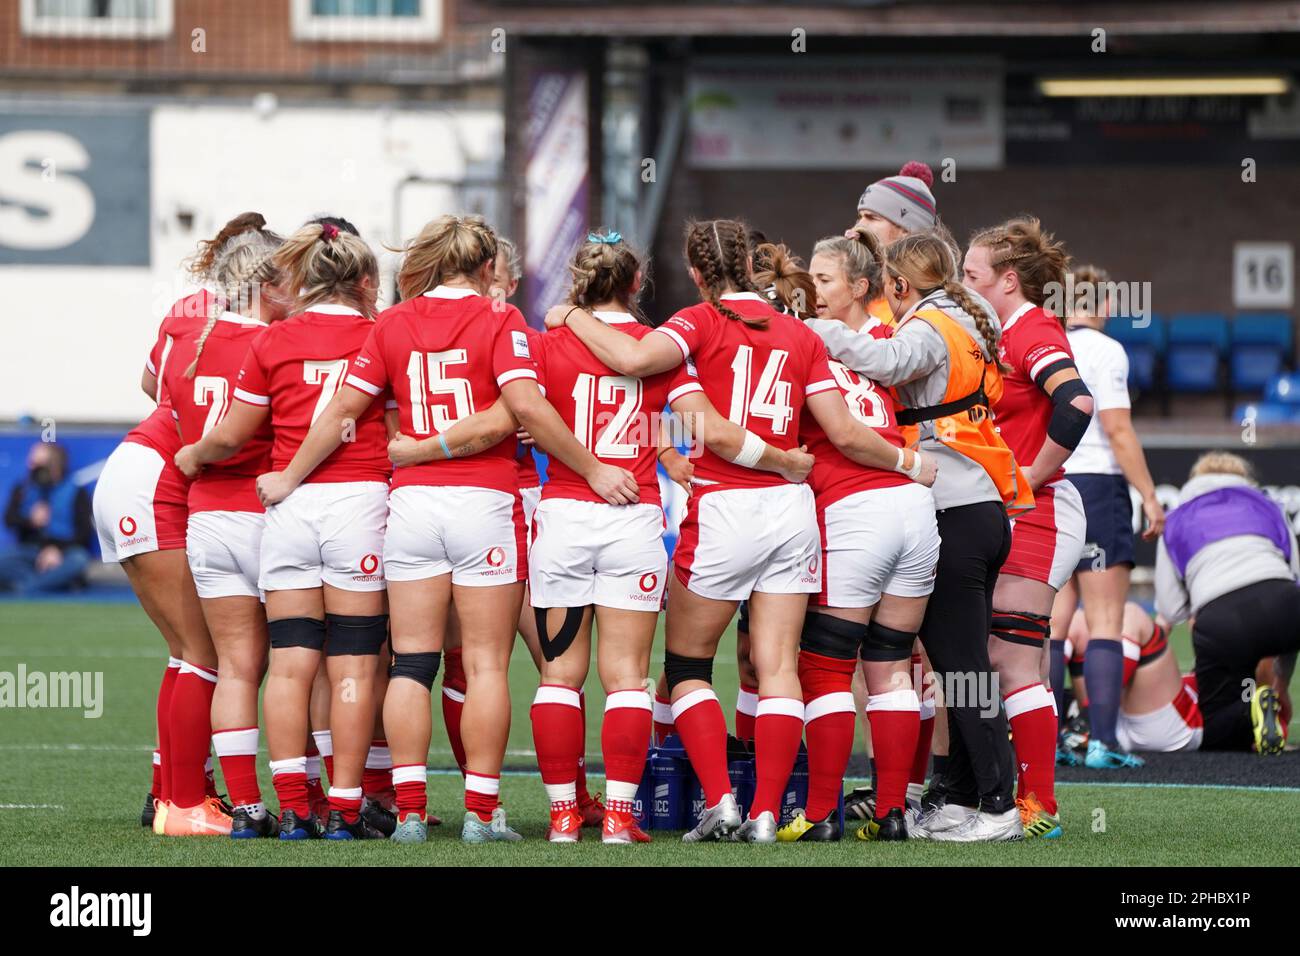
[1050,265,1165,768]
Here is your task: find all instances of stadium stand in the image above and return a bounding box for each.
[1230,312,1294,395]
[1166,313,1229,395]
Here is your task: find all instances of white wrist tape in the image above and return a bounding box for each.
[895,447,923,479]
[731,430,767,469]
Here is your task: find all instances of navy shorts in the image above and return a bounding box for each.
[1066,473,1135,573]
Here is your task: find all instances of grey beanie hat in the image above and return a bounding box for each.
[856,161,937,232]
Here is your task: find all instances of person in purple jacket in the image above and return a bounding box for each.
[1155,452,1299,753]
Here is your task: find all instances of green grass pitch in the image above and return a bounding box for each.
[1,600,1297,866]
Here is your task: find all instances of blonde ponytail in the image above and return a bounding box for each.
[274,222,379,318]
[395,215,497,302]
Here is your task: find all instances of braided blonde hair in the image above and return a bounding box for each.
[885,232,1007,371]
[185,211,272,283]
[566,234,645,322]
[395,215,497,302]
[274,223,378,318]
[185,230,284,378]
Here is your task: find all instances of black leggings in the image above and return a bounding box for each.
[919,500,1015,813]
[1193,578,1300,751]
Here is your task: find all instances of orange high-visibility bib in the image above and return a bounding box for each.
[894,308,1035,516]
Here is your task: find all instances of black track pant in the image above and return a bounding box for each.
[918,500,1015,813]
[1193,578,1300,751]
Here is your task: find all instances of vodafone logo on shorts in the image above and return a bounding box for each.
[353,553,382,583]
[808,554,820,575]
[480,546,512,577]
[116,514,150,548]
[800,552,822,586]
[629,571,661,604]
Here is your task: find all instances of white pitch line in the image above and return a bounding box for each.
[0,647,162,659]
[0,803,65,809]
[0,742,539,758]
[0,744,154,752]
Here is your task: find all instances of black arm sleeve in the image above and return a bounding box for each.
[1046,377,1093,451]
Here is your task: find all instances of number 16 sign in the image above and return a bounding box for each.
[1233,241,1294,309]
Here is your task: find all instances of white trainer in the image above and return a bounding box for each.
[908,802,977,840]
[926,807,1024,843]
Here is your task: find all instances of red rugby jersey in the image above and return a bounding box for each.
[515,326,543,489]
[536,310,703,506]
[994,302,1076,486]
[655,293,836,494]
[800,318,908,508]
[235,305,390,485]
[163,312,274,514]
[346,286,537,494]
[125,291,215,457]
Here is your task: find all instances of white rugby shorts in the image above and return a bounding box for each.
[673,483,819,601]
[259,481,388,593]
[529,498,666,611]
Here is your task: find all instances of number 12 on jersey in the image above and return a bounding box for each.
[571,372,642,459]
[728,346,793,435]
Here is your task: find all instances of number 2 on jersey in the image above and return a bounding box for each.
[728,346,793,435]
[406,349,475,435]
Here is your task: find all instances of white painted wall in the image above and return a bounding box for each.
[2,101,502,424]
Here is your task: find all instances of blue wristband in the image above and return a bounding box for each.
[438,435,452,459]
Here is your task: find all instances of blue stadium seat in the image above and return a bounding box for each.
[1166,313,1228,393]
[1230,313,1294,394]
[1235,402,1300,426]
[1265,372,1300,404]
[1233,312,1294,350]
[1104,314,1164,392]
[1231,346,1286,393]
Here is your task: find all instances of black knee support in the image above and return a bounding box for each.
[268,616,326,651]
[736,600,750,636]
[390,651,441,690]
[861,621,916,663]
[991,610,1051,648]
[534,605,588,662]
[663,650,714,692]
[800,612,864,661]
[325,613,389,657]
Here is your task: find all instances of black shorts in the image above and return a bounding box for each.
[1067,473,1135,573]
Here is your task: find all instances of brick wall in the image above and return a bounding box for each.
[0,0,453,79]
[646,163,1300,322]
